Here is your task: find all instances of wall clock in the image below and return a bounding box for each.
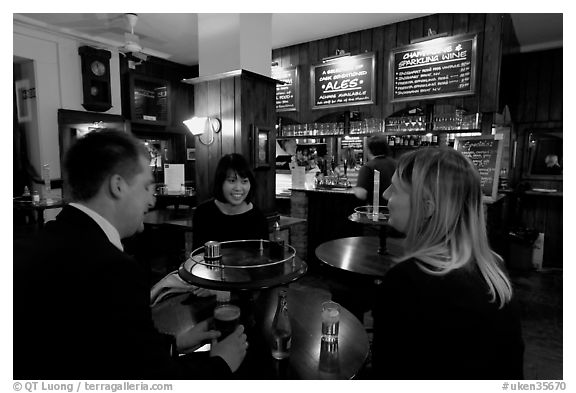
[78,46,112,112]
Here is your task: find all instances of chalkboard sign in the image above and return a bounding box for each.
[271,66,298,112]
[389,33,477,103]
[454,135,503,201]
[311,52,375,109]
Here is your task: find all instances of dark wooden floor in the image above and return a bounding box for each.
[294,266,563,380]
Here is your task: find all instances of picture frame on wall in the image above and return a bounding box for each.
[15,79,32,123]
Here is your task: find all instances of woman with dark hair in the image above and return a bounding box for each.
[371,147,524,379]
[192,153,269,248]
[150,153,268,305]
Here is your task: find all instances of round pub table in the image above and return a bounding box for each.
[315,236,398,279]
[152,285,370,379]
[348,206,391,254]
[178,240,308,291]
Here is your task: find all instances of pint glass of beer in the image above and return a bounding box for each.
[213,304,241,341]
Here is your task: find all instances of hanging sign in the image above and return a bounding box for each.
[311,52,376,109]
[272,66,298,112]
[389,33,477,103]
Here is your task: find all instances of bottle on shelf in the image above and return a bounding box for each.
[271,288,292,360]
[32,190,40,204]
[23,186,30,197]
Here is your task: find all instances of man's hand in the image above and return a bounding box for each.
[175,319,220,354]
[210,325,248,373]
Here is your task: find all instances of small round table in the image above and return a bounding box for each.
[152,285,370,379]
[348,206,391,254]
[178,240,308,291]
[315,236,397,279]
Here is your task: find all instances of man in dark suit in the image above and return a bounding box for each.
[14,130,247,379]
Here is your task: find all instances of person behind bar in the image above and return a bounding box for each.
[353,133,398,253]
[14,130,247,379]
[371,147,524,379]
[192,153,269,249]
[353,133,396,204]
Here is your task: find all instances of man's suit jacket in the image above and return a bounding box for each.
[14,205,231,379]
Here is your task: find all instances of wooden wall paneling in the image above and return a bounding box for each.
[536,52,552,122]
[288,45,299,67]
[514,56,530,123]
[382,24,397,118]
[280,47,290,68]
[235,76,245,155]
[328,35,339,58]
[438,13,453,35]
[550,49,563,121]
[194,82,210,202]
[464,13,486,113]
[479,13,502,113]
[349,31,361,54]
[312,37,334,121]
[452,13,469,34]
[498,54,514,115]
[207,79,222,196]
[409,16,424,41]
[360,28,373,52]
[423,14,439,35]
[318,37,330,60]
[337,33,350,53]
[524,53,539,123]
[372,26,385,119]
[305,40,319,122]
[272,49,281,66]
[220,77,236,155]
[298,42,310,123]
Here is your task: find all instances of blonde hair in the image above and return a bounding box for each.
[395,147,512,308]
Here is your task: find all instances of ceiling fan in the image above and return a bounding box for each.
[119,13,149,63]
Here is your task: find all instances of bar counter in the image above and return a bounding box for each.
[289,186,364,266]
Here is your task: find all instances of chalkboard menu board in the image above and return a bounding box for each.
[311,52,375,109]
[271,66,298,112]
[389,33,477,103]
[454,135,503,201]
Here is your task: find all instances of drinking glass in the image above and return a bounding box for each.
[321,301,340,342]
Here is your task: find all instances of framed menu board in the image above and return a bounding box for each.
[311,52,375,109]
[454,135,503,201]
[389,33,477,103]
[271,66,298,112]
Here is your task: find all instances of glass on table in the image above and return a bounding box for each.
[213,303,241,341]
[321,301,340,342]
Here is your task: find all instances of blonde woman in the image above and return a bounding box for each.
[371,147,524,379]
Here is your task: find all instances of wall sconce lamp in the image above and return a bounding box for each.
[183,116,221,145]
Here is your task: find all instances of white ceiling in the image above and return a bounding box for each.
[14,13,563,66]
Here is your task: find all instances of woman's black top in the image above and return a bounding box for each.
[371,258,524,380]
[192,199,269,249]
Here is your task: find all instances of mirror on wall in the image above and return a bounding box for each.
[525,129,562,178]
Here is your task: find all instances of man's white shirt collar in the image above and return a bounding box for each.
[69,203,124,251]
